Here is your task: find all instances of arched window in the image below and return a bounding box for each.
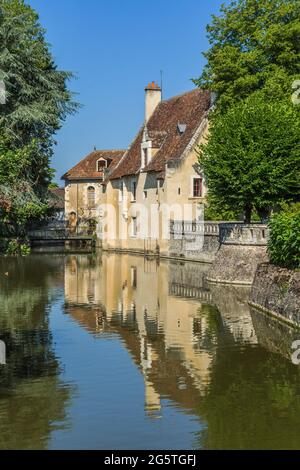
[87,186,96,208]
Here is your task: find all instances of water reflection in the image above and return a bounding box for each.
[64,253,300,449]
[1,253,300,449]
[0,256,71,450]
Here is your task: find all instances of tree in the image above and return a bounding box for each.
[194,0,300,111]
[0,0,77,232]
[0,0,77,147]
[198,95,300,223]
[268,203,300,269]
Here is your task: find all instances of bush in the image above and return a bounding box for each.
[5,239,19,255]
[268,205,300,270]
[3,239,31,256]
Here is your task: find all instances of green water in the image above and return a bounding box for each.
[0,253,299,450]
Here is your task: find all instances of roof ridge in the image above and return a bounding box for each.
[158,87,206,106]
[90,149,126,153]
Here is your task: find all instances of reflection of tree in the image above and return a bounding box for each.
[0,256,71,450]
[195,308,300,450]
[64,254,300,450]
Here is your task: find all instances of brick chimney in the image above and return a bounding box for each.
[145,81,161,122]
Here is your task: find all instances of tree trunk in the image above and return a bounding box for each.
[256,207,271,223]
[244,204,252,224]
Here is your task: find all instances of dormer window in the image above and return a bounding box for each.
[97,158,107,172]
[178,123,187,134]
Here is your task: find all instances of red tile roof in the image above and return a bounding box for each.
[109,89,211,180]
[62,150,125,181]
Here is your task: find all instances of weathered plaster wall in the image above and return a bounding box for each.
[250,264,300,325]
[65,180,103,223]
[101,125,208,255]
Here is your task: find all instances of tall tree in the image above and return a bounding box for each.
[194,0,300,111]
[198,95,300,222]
[0,0,77,231]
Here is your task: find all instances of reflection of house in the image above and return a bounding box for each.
[62,150,124,227]
[64,254,219,416]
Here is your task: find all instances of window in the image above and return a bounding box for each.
[119,180,124,202]
[132,217,138,237]
[132,181,137,201]
[143,191,148,199]
[178,188,181,195]
[193,177,203,198]
[97,159,107,172]
[143,148,148,167]
[87,186,96,208]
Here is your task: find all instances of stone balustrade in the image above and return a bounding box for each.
[170,220,220,237]
[219,223,269,246]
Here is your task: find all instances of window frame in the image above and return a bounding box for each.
[97,158,107,172]
[192,176,203,198]
[131,217,138,238]
[87,186,96,209]
[131,180,137,202]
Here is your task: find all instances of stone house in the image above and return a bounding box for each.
[101,83,212,254]
[62,150,124,231]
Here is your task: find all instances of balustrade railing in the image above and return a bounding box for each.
[219,223,269,246]
[170,220,269,246]
[170,220,220,237]
[28,221,94,240]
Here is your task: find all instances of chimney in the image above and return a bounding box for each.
[145,81,161,122]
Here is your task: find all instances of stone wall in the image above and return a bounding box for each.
[207,223,269,285]
[168,221,220,262]
[207,244,269,285]
[250,264,300,326]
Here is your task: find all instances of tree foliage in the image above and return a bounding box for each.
[198,95,300,222]
[268,203,300,269]
[0,0,77,232]
[0,0,77,146]
[194,0,300,111]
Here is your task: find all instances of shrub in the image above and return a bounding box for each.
[5,239,19,255]
[20,243,31,257]
[3,239,31,256]
[268,205,300,270]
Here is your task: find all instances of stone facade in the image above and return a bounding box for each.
[100,86,211,255]
[168,221,220,262]
[62,150,124,231]
[207,245,269,285]
[207,223,269,285]
[250,264,300,326]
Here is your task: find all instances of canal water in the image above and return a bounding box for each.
[0,253,300,450]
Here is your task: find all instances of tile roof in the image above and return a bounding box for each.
[62,150,125,181]
[109,88,211,180]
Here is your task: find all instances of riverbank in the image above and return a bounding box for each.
[250,264,300,328]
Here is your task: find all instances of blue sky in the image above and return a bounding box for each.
[28,0,226,184]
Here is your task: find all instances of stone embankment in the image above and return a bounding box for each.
[250,264,300,327]
[207,223,269,285]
